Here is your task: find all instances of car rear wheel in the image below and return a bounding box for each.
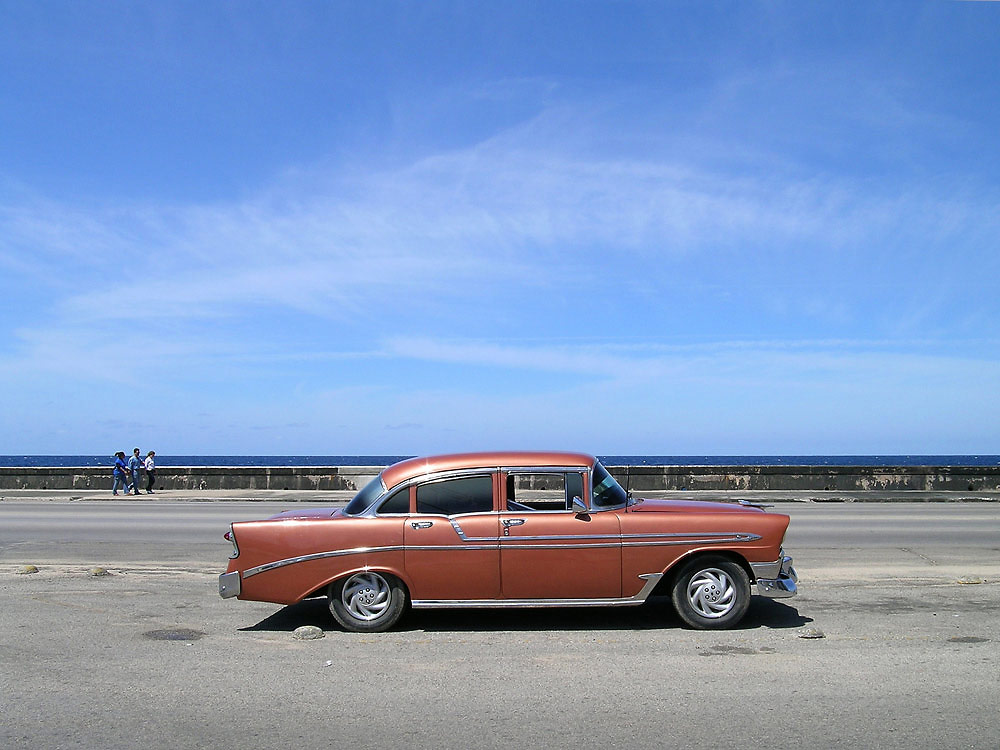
[328,571,407,633]
[671,557,751,629]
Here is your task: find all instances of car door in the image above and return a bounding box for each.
[498,470,622,600]
[402,472,501,601]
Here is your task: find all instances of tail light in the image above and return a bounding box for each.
[224,527,239,559]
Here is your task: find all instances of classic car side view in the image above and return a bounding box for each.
[219,451,797,631]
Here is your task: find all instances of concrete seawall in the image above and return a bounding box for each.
[0,466,380,491]
[2,464,998,492]
[618,465,1000,492]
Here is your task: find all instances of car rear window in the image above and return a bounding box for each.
[416,475,493,515]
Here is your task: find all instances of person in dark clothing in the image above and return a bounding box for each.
[112,451,129,495]
[144,450,156,494]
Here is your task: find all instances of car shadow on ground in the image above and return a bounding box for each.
[240,596,811,634]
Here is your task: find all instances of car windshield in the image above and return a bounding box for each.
[591,462,628,508]
[343,475,386,516]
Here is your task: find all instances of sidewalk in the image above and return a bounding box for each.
[0,488,358,503]
[2,488,998,503]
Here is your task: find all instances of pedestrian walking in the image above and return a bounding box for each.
[128,448,142,496]
[144,450,156,494]
[112,451,129,495]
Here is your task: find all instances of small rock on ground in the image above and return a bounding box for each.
[293,625,325,640]
[798,627,826,639]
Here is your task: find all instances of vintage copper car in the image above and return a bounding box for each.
[219,451,797,631]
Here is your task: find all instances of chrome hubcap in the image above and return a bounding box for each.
[341,572,391,621]
[687,568,737,618]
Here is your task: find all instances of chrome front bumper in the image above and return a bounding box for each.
[750,555,798,599]
[218,571,241,599]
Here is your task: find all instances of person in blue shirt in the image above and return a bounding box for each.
[127,448,142,496]
[112,452,129,495]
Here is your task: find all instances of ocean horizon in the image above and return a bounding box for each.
[2,454,999,468]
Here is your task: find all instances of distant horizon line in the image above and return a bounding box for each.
[0,452,1000,458]
[3,453,999,469]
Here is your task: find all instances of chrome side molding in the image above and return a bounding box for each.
[411,573,663,609]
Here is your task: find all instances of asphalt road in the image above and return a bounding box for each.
[2,499,998,579]
[2,501,998,749]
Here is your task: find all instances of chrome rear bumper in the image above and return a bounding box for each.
[751,555,798,599]
[218,571,241,599]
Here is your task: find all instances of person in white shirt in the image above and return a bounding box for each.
[144,450,157,494]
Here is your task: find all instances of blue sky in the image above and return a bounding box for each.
[1,1,999,455]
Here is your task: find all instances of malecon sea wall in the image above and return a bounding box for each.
[1,464,999,492]
[616,464,1000,492]
[0,466,380,491]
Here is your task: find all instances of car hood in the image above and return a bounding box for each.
[629,498,762,513]
[267,507,344,520]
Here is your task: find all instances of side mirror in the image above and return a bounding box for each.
[571,496,588,515]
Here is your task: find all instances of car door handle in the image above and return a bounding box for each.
[502,518,525,536]
[410,521,433,529]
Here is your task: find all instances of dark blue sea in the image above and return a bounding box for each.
[2,455,998,467]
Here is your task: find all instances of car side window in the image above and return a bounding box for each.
[416,475,493,515]
[377,486,410,515]
[506,472,584,511]
[567,472,584,506]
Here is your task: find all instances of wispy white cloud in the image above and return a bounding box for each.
[384,335,1000,387]
[4,103,997,330]
[270,334,999,455]
[2,95,998,412]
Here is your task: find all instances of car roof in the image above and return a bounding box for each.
[381,451,597,491]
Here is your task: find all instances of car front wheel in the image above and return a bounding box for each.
[328,571,407,632]
[671,557,751,629]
